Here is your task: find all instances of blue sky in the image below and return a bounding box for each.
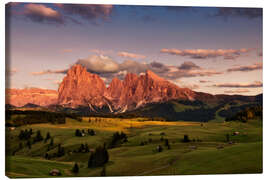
[6,3,262,95]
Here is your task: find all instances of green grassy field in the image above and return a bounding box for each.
[5,117,262,178]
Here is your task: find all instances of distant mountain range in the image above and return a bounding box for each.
[6,64,262,121]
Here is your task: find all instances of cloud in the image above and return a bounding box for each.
[199,80,212,83]
[213,81,262,88]
[118,51,146,59]
[56,4,113,22]
[227,62,262,72]
[258,51,262,57]
[33,55,223,85]
[31,69,67,75]
[174,79,200,90]
[185,69,223,77]
[76,55,119,73]
[224,89,250,94]
[23,4,64,24]
[160,48,252,60]
[214,7,262,19]
[178,61,200,70]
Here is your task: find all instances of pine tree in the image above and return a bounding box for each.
[44,132,51,143]
[75,129,82,137]
[72,163,79,174]
[182,135,190,143]
[27,140,32,149]
[34,130,43,142]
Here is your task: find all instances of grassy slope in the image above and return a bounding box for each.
[6,118,262,178]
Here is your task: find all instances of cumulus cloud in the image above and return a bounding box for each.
[76,55,119,73]
[214,7,262,19]
[32,55,223,85]
[178,61,201,70]
[213,81,262,88]
[227,62,262,72]
[224,89,250,94]
[23,4,64,24]
[118,51,146,59]
[31,69,67,75]
[160,48,252,60]
[56,4,113,22]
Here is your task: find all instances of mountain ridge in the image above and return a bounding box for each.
[57,64,196,112]
[6,64,262,114]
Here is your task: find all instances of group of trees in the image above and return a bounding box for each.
[108,132,128,148]
[6,110,66,127]
[77,143,90,153]
[33,130,44,143]
[14,130,53,155]
[225,106,262,123]
[75,129,96,137]
[45,143,65,159]
[18,129,46,145]
[18,128,33,140]
[88,144,109,168]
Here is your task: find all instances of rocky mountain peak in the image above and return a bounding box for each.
[145,70,164,81]
[67,64,87,76]
[58,64,107,108]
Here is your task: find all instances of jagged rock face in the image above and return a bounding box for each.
[5,88,58,107]
[58,64,107,108]
[116,70,196,110]
[57,64,197,111]
[106,77,123,99]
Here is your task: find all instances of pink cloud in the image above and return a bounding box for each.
[31,69,67,75]
[24,4,63,24]
[160,48,252,60]
[213,81,262,88]
[118,51,146,59]
[227,62,262,72]
[56,4,113,21]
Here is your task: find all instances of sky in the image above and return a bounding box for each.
[5,2,262,95]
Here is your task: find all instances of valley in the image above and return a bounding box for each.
[6,116,262,178]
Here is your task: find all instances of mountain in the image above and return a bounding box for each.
[5,88,58,107]
[58,65,108,109]
[6,64,262,120]
[58,64,196,112]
